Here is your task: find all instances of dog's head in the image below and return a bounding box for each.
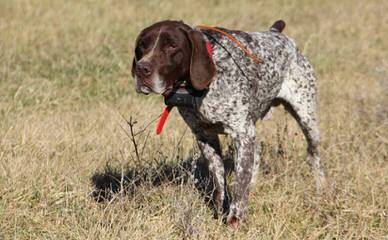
[131,20,216,97]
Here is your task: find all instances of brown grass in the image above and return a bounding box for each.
[0,0,387,239]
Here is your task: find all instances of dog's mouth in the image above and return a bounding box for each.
[139,85,152,95]
[137,85,172,97]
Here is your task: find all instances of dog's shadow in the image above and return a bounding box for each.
[91,152,235,210]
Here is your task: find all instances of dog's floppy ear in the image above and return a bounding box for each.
[131,58,136,77]
[131,31,144,77]
[131,45,138,78]
[183,29,216,90]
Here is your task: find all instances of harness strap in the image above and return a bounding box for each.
[197,25,264,64]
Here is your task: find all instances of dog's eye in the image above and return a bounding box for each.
[165,43,178,53]
[166,43,177,50]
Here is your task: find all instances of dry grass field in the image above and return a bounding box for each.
[1,0,387,239]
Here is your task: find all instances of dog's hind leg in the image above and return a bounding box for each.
[276,52,326,193]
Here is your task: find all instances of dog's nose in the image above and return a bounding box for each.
[136,62,152,77]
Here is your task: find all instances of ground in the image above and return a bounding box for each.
[0,0,387,239]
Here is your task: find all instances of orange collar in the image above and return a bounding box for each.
[197,25,263,64]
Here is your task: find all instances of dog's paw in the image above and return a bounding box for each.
[227,215,240,229]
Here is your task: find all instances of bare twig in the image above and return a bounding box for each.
[118,112,141,163]
[134,114,161,136]
[128,116,141,163]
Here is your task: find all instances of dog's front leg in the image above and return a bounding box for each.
[226,124,256,227]
[195,132,227,218]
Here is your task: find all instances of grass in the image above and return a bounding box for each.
[0,0,387,239]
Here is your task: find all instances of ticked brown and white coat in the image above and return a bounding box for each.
[131,20,325,227]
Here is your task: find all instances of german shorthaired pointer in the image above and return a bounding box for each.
[131,20,325,227]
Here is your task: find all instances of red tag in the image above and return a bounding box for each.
[156,105,173,135]
[206,42,213,58]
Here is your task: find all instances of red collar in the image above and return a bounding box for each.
[156,42,212,135]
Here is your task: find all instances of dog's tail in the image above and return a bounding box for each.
[270,20,286,33]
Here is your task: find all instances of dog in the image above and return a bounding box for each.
[131,20,325,227]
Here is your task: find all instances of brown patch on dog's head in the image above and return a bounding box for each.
[132,20,216,96]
